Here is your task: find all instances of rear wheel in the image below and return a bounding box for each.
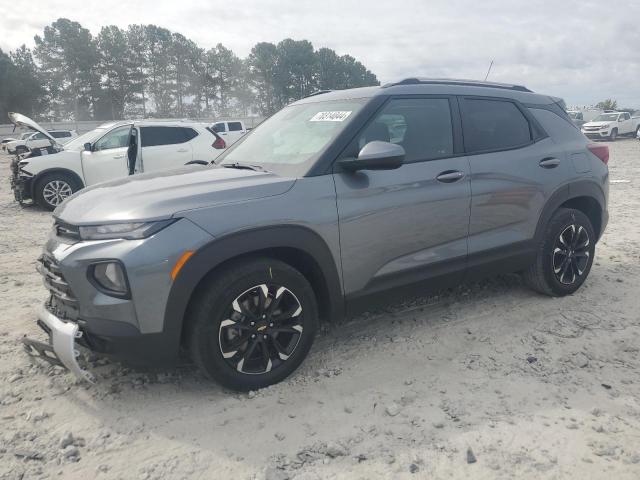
[35,172,80,211]
[187,258,318,391]
[523,208,596,296]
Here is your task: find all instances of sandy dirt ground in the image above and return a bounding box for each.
[1,139,640,480]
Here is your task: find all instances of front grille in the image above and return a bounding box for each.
[37,254,79,322]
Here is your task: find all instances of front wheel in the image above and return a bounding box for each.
[187,257,319,391]
[524,208,596,296]
[35,172,80,211]
[609,129,617,141]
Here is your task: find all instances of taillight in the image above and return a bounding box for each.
[587,143,609,165]
[212,137,226,149]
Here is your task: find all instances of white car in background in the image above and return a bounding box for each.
[1,132,33,152]
[6,129,77,154]
[9,113,228,210]
[211,120,248,145]
[581,111,640,141]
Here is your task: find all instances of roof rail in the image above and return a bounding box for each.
[304,90,332,98]
[382,78,532,93]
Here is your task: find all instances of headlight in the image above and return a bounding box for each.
[78,219,176,240]
[89,261,130,298]
[600,124,610,129]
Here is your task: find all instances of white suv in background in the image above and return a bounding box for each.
[211,120,247,145]
[9,113,228,210]
[6,130,77,154]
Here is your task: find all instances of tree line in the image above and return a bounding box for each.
[0,18,379,122]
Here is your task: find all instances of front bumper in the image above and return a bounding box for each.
[23,307,95,382]
[9,157,34,203]
[24,218,214,380]
[582,129,610,139]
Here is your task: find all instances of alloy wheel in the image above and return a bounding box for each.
[42,180,72,207]
[218,284,304,374]
[553,224,590,285]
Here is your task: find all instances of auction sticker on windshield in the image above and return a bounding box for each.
[309,111,352,122]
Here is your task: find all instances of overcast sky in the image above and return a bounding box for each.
[1,0,638,107]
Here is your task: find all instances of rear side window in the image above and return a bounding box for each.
[462,99,532,153]
[140,126,190,147]
[354,98,454,162]
[51,131,71,138]
[228,122,243,132]
[182,128,198,141]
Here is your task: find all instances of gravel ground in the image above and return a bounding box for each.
[1,139,640,480]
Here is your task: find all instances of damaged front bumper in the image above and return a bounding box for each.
[23,307,95,383]
[9,157,34,203]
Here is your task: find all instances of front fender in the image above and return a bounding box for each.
[161,225,344,358]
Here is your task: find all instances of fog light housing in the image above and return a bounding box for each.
[89,261,130,298]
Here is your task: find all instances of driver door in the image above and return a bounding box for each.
[82,125,133,186]
[333,97,471,298]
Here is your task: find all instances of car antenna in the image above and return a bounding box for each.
[484,60,494,81]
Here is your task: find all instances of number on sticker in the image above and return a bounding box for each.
[309,111,352,122]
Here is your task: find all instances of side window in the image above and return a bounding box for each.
[32,133,47,140]
[354,98,454,162]
[228,122,243,132]
[181,128,198,141]
[140,126,189,147]
[94,126,131,151]
[577,113,583,120]
[462,98,532,153]
[622,113,630,121]
[51,131,71,138]
[213,122,226,133]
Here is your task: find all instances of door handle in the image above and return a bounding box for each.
[436,170,465,183]
[539,157,560,169]
[113,154,125,159]
[177,148,189,153]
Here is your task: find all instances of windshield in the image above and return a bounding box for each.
[218,99,366,176]
[20,132,32,140]
[62,127,110,151]
[593,113,619,122]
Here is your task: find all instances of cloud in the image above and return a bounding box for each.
[1,0,638,106]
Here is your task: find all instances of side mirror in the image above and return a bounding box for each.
[83,142,92,151]
[338,141,405,172]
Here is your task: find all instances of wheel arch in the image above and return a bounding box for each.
[31,168,85,198]
[161,225,344,356]
[535,180,606,243]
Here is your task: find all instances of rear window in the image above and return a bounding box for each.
[462,98,532,153]
[140,126,193,147]
[228,122,243,132]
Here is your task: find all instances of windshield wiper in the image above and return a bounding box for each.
[222,162,269,172]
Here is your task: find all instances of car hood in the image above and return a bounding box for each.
[8,112,61,147]
[55,166,296,225]
[583,121,611,128]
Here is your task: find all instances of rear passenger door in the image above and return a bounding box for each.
[139,126,193,172]
[459,97,569,269]
[334,97,471,297]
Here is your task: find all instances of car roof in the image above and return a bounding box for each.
[97,120,206,129]
[292,78,559,107]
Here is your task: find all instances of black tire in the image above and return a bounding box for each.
[609,129,617,141]
[187,257,319,391]
[35,172,80,211]
[523,208,596,296]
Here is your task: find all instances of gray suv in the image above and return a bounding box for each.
[24,78,609,390]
